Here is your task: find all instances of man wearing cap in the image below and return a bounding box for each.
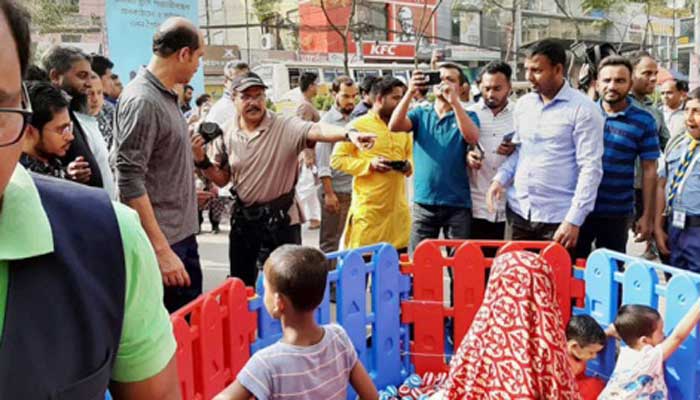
[207,60,249,127]
[191,72,376,287]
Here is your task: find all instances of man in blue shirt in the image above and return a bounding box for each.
[389,62,480,254]
[488,39,604,250]
[655,89,700,272]
[574,56,660,259]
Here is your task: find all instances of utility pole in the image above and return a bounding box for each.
[513,1,521,80]
[245,0,251,65]
[691,0,700,90]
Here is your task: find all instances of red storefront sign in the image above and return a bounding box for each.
[362,41,416,60]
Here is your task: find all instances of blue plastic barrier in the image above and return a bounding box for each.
[247,243,412,399]
[584,249,700,399]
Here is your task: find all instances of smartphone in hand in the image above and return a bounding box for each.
[424,71,441,86]
[383,160,408,171]
[501,131,515,143]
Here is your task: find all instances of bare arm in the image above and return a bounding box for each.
[635,159,658,241]
[212,380,254,400]
[389,80,416,133]
[641,159,658,221]
[450,96,479,144]
[349,362,379,400]
[661,298,700,360]
[110,355,181,400]
[307,123,376,150]
[126,195,190,287]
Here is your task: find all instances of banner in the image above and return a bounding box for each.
[105,0,204,92]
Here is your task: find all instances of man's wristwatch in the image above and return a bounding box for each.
[195,157,213,169]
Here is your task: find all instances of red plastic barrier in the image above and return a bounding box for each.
[401,240,586,375]
[171,278,257,400]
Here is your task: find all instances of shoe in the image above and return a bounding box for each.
[308,220,321,230]
[212,224,220,234]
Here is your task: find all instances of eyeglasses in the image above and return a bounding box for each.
[50,122,74,138]
[0,83,33,147]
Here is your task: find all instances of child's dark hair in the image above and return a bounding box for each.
[614,304,662,346]
[567,315,606,347]
[265,245,328,312]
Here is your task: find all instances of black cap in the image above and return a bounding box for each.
[232,72,268,92]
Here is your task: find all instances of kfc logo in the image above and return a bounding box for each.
[362,42,415,59]
[369,44,397,56]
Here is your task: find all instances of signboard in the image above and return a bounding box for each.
[105,0,204,92]
[362,41,416,60]
[203,45,241,75]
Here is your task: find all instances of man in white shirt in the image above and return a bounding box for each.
[206,61,249,127]
[660,79,688,139]
[467,62,516,245]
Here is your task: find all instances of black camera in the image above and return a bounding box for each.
[198,122,223,144]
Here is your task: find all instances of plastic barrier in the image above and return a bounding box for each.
[172,243,411,400]
[171,279,257,400]
[400,240,585,374]
[584,249,700,400]
[172,242,700,400]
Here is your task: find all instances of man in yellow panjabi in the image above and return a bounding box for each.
[331,76,412,251]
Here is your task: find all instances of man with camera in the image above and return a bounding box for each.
[191,72,375,287]
[389,62,480,254]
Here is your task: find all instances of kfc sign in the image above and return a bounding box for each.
[362,41,416,60]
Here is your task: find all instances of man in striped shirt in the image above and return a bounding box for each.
[575,56,660,259]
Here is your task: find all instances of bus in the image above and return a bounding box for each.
[252,61,417,102]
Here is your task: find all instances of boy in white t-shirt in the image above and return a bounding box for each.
[600,299,700,399]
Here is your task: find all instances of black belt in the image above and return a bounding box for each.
[668,213,700,228]
[235,191,295,221]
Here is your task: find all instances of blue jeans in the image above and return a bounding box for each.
[165,235,203,313]
[669,225,700,273]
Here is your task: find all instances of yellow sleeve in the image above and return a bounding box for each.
[331,141,372,177]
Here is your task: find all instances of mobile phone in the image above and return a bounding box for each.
[198,122,224,143]
[502,131,516,143]
[424,71,441,86]
[383,160,408,171]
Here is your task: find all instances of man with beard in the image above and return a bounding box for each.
[487,39,604,250]
[20,81,74,179]
[466,61,516,243]
[316,76,358,254]
[574,56,660,259]
[629,51,669,259]
[332,76,412,252]
[113,17,205,312]
[192,72,375,287]
[41,45,103,188]
[389,62,480,254]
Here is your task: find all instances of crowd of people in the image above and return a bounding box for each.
[3,0,700,397]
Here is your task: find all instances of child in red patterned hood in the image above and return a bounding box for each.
[438,251,582,399]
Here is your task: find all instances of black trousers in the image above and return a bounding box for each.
[574,214,631,260]
[470,218,506,257]
[164,235,203,313]
[505,207,559,241]
[228,219,302,287]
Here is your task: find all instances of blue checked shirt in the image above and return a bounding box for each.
[494,81,605,226]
